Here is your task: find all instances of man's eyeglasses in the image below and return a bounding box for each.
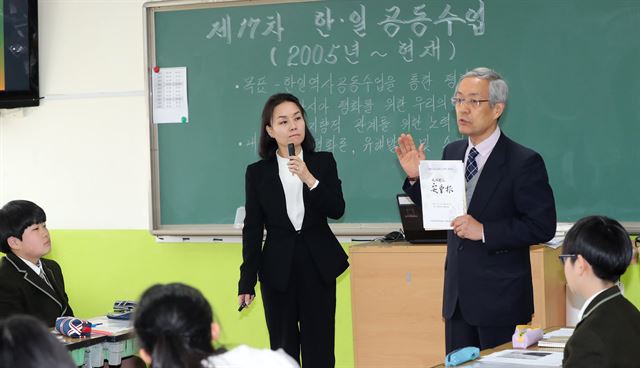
[558,254,577,264]
[450,97,490,108]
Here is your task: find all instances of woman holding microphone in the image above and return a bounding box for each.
[238,93,348,368]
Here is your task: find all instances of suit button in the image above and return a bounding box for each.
[458,245,463,251]
[296,230,302,235]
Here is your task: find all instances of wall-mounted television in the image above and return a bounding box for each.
[1,0,39,109]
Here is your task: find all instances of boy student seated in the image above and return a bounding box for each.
[134,282,299,368]
[0,200,146,368]
[0,200,73,327]
[561,215,640,367]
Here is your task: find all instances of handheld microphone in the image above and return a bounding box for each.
[55,317,92,338]
[288,143,295,157]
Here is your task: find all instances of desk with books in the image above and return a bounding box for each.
[429,327,570,367]
[60,316,136,367]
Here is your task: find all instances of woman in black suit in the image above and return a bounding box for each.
[238,93,348,368]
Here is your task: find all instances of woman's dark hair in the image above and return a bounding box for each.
[258,93,316,159]
[0,315,76,368]
[133,283,218,368]
[0,200,47,254]
[562,215,632,282]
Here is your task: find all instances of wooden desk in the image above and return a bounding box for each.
[61,317,136,367]
[349,242,565,368]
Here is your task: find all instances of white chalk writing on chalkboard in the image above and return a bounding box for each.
[236,70,457,156]
[204,1,484,66]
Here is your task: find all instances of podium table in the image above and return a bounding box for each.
[349,242,565,368]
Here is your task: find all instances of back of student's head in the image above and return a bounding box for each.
[0,200,46,254]
[563,215,632,282]
[134,283,215,368]
[0,315,76,368]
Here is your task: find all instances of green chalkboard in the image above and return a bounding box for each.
[145,0,640,233]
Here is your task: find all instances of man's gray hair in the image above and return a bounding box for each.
[457,67,508,107]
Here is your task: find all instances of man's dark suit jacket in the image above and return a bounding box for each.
[563,286,640,367]
[239,151,349,295]
[404,133,556,326]
[0,253,74,327]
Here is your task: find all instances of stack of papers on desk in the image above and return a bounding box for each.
[479,349,563,366]
[544,236,564,249]
[537,328,574,348]
[87,316,132,336]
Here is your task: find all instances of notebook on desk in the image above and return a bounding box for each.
[397,194,448,244]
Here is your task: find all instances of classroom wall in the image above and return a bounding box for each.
[0,0,149,228]
[0,2,638,368]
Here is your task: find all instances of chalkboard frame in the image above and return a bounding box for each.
[144,0,640,236]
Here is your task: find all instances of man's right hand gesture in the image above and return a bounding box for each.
[394,133,425,179]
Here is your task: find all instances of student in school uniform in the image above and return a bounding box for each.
[0,200,74,327]
[0,200,146,368]
[238,93,348,368]
[561,215,640,367]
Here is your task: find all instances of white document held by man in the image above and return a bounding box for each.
[418,160,465,230]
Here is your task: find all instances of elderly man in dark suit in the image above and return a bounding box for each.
[561,216,640,367]
[0,200,73,327]
[395,67,556,353]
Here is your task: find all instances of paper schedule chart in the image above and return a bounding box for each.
[152,66,189,124]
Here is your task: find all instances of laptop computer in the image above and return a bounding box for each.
[397,194,448,244]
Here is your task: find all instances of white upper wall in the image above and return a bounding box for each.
[0,0,152,229]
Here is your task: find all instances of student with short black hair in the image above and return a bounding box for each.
[0,201,145,368]
[561,215,640,367]
[0,314,76,368]
[0,200,73,327]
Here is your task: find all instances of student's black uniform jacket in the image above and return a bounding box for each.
[563,285,640,368]
[0,252,74,327]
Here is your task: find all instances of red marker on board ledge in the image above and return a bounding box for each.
[153,66,160,73]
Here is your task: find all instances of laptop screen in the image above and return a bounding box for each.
[397,194,448,244]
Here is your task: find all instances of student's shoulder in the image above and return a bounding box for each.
[0,255,24,284]
[0,256,11,273]
[581,296,640,336]
[0,255,19,272]
[205,345,299,368]
[614,296,640,326]
[41,258,63,271]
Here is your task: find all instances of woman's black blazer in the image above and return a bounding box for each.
[239,151,349,295]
